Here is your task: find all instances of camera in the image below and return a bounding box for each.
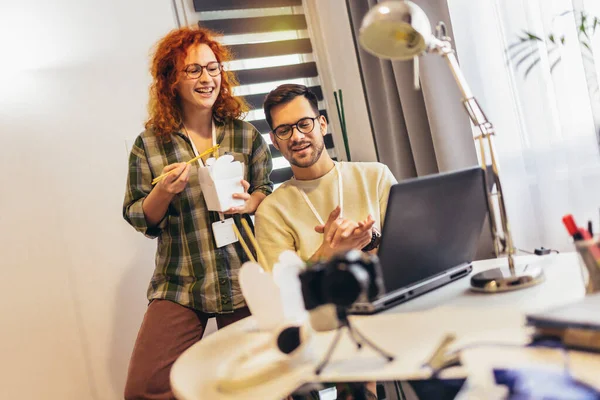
[298,250,394,374]
[298,249,385,311]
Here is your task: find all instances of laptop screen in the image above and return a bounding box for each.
[377,166,488,293]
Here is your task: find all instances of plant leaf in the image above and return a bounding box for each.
[524,56,543,78]
[515,48,542,69]
[505,38,534,52]
[525,32,543,41]
[546,46,560,57]
[580,11,590,38]
[549,55,562,74]
[507,42,538,61]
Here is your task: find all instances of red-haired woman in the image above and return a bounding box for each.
[122,26,272,399]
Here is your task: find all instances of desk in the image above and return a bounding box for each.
[171,253,600,399]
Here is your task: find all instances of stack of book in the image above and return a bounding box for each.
[527,293,600,352]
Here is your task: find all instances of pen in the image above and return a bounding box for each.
[562,214,584,241]
[564,214,600,268]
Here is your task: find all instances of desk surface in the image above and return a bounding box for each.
[171,253,600,400]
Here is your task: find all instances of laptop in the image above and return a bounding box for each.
[349,166,488,314]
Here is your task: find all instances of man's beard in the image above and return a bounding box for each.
[288,139,325,168]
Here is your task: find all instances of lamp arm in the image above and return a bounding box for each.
[428,39,516,270]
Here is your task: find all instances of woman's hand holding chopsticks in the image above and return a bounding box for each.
[142,162,190,227]
[151,144,219,185]
[155,163,190,194]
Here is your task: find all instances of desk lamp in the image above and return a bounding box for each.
[358,0,544,292]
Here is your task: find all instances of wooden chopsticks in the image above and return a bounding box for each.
[232,223,256,263]
[151,145,219,185]
[232,218,269,271]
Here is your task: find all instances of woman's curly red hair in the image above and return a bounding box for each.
[145,26,248,140]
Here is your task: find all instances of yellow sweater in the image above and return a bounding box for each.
[255,161,397,269]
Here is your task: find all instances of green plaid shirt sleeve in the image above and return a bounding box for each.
[123,135,167,238]
[247,127,273,197]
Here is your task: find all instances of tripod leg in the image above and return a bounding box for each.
[346,325,363,350]
[336,308,362,349]
[315,327,345,375]
[350,324,395,362]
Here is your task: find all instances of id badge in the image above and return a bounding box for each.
[212,218,238,248]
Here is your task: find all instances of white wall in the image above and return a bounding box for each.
[0,1,177,398]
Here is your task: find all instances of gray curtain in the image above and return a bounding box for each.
[346,0,494,258]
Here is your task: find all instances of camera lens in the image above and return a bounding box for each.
[324,264,370,307]
[277,326,302,354]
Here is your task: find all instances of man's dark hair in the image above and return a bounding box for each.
[263,84,320,130]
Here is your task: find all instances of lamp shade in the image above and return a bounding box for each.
[358,0,432,60]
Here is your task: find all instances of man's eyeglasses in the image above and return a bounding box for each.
[272,116,320,140]
[183,62,222,79]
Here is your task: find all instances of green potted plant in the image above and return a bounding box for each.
[506,10,599,96]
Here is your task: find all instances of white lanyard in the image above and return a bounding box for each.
[188,120,217,163]
[187,120,224,220]
[296,163,343,226]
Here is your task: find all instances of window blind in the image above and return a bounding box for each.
[194,0,338,187]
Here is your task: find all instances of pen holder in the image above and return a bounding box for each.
[575,237,600,294]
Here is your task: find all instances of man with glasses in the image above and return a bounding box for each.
[255,84,396,271]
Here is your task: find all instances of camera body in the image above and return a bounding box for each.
[299,249,385,311]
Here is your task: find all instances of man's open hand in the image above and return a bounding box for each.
[313,207,375,259]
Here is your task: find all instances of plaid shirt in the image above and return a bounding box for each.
[123,118,273,313]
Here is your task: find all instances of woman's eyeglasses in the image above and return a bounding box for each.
[272,116,320,140]
[183,62,222,79]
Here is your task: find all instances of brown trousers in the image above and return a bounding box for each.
[124,299,251,400]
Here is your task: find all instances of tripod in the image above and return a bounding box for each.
[315,306,395,375]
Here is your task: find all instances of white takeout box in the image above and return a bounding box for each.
[197,154,245,212]
[239,251,308,331]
